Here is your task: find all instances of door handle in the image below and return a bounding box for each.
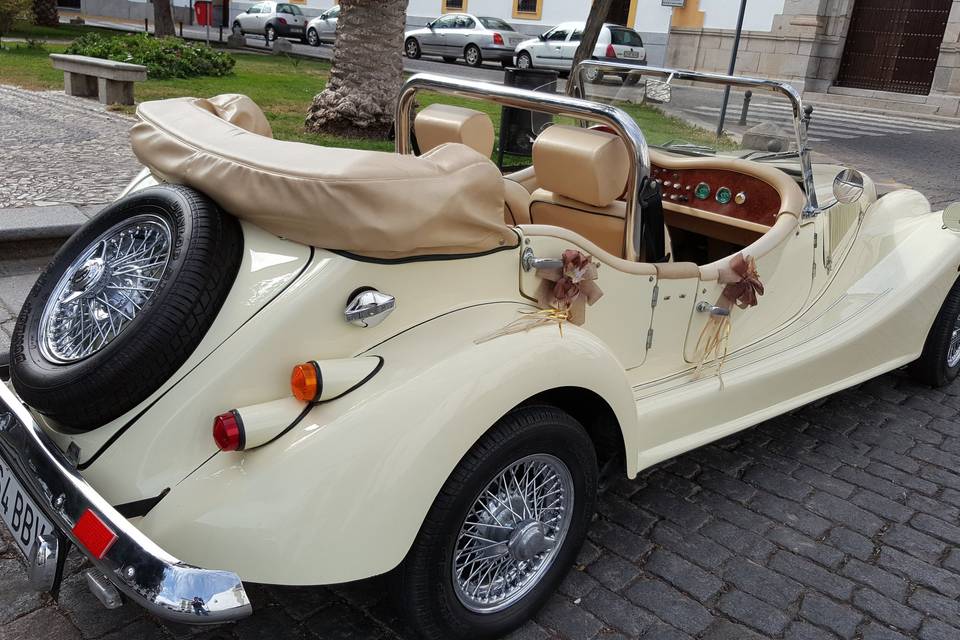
[521,247,563,272]
[696,301,730,317]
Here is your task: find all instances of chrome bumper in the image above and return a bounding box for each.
[0,383,252,624]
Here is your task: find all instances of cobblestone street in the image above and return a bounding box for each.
[4,86,960,640]
[0,85,139,208]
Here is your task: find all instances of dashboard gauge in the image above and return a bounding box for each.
[694,182,711,200]
[716,187,733,205]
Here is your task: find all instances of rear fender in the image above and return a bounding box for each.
[138,302,637,585]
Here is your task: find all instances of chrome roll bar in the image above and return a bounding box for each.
[574,61,820,217]
[396,73,651,261]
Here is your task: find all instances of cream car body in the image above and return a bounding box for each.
[2,63,959,634]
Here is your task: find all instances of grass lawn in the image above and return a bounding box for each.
[0,38,733,155]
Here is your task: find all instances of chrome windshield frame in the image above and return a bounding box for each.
[396,72,651,261]
[573,61,820,217]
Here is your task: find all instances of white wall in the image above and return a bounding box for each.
[700,0,784,31]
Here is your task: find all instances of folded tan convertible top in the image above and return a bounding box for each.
[130,94,515,259]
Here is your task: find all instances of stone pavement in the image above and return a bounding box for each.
[0,84,139,208]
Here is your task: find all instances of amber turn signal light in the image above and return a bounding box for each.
[291,362,321,402]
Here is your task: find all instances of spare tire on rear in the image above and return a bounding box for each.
[10,185,243,431]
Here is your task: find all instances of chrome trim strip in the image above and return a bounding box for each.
[0,383,251,624]
[396,73,651,261]
[572,61,820,217]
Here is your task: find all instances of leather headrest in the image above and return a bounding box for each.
[533,125,629,207]
[415,104,495,158]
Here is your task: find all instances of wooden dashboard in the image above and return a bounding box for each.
[651,165,782,228]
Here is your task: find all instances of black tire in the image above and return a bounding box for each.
[500,59,511,68]
[232,21,243,36]
[265,24,276,42]
[584,67,603,84]
[405,37,421,59]
[910,277,960,387]
[10,185,243,431]
[393,405,598,640]
[623,74,640,86]
[516,51,532,70]
[442,56,457,63]
[464,44,482,67]
[306,28,319,46]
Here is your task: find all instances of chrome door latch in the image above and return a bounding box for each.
[345,289,396,328]
[696,301,730,317]
[521,247,563,272]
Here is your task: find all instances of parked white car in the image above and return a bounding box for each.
[231,1,308,43]
[515,22,646,82]
[305,4,338,47]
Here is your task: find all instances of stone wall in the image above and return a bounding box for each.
[932,0,960,95]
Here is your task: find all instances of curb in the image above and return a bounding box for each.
[0,204,96,243]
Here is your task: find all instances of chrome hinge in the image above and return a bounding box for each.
[825,256,833,272]
[812,260,817,278]
[651,284,660,308]
[813,232,818,249]
[646,328,654,349]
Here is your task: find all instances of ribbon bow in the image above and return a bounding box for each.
[721,253,764,309]
[535,250,603,326]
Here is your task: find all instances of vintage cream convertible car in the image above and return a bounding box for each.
[2,63,960,639]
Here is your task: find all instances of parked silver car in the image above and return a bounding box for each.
[404,14,526,67]
[232,1,308,43]
[305,4,339,47]
[515,22,646,82]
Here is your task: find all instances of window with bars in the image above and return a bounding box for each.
[442,0,466,12]
[513,0,542,19]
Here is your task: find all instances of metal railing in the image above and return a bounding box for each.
[396,73,651,261]
[573,61,821,217]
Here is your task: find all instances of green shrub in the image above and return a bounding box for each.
[0,0,32,38]
[65,32,235,78]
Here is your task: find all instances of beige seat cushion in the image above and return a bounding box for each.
[529,190,627,257]
[504,179,532,225]
[131,95,515,259]
[415,104,495,158]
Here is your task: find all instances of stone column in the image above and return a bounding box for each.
[930,0,960,113]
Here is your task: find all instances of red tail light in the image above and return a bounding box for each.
[213,410,245,451]
[277,16,287,25]
[72,509,117,559]
[493,32,504,45]
[606,44,616,58]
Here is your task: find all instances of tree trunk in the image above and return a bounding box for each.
[153,0,176,37]
[31,0,58,27]
[567,0,614,96]
[305,0,407,138]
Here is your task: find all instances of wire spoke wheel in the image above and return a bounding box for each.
[947,311,960,368]
[452,453,574,613]
[39,214,172,364]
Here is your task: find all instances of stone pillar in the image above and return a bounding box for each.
[931,0,960,106]
[97,78,134,105]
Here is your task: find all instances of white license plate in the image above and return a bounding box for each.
[0,457,54,558]
[623,50,640,59]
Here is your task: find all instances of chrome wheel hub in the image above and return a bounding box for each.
[452,454,573,614]
[39,215,172,364]
[949,312,960,368]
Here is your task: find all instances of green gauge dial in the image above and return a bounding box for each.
[694,182,711,200]
[716,187,733,205]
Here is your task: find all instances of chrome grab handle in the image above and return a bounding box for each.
[696,301,730,317]
[521,247,563,272]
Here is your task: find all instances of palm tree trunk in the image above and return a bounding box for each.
[31,0,58,27]
[153,0,176,37]
[305,0,407,138]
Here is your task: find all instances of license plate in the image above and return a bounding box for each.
[0,457,54,558]
[290,27,302,32]
[623,50,639,59]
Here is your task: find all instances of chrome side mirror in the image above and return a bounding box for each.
[345,289,395,328]
[832,169,865,204]
[943,203,960,232]
[644,79,672,104]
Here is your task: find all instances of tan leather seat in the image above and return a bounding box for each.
[415,103,531,226]
[528,125,630,257]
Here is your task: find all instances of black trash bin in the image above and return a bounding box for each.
[497,68,559,168]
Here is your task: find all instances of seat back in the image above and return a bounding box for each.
[528,125,630,257]
[414,103,495,158]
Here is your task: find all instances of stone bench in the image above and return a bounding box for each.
[49,54,147,106]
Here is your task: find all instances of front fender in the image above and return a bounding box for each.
[138,302,637,585]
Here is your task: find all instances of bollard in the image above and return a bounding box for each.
[144,18,148,32]
[738,90,752,126]
[803,104,815,134]
[179,21,183,37]
[219,26,223,42]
